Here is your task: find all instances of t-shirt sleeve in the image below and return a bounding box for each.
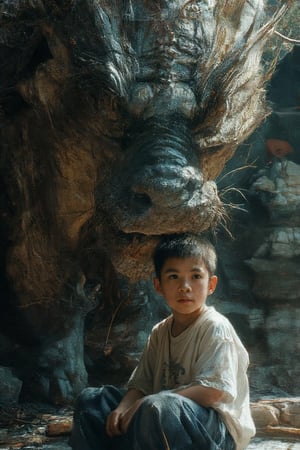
[127,327,157,395]
[192,322,240,401]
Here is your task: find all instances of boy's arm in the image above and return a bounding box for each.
[106,388,145,437]
[175,384,224,407]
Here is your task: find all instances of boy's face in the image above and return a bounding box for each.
[153,256,217,319]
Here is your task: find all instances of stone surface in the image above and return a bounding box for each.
[0,367,22,406]
[236,157,300,393]
[246,439,300,449]
[250,160,300,224]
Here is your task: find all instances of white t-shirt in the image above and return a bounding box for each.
[127,306,255,450]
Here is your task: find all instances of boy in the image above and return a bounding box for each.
[70,234,255,450]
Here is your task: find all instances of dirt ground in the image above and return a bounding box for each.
[1,402,300,450]
[0,403,73,449]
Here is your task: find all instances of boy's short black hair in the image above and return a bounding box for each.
[153,233,217,278]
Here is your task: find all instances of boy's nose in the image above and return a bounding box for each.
[179,282,192,292]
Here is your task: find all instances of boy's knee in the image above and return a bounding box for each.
[133,396,160,431]
[75,386,104,411]
[139,392,177,418]
[145,391,181,406]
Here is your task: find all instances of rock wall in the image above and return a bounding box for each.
[213,45,300,399]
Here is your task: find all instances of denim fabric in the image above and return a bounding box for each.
[69,385,235,450]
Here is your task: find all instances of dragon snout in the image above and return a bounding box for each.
[101,118,222,234]
[128,164,203,215]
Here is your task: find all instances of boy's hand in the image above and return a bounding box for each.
[106,398,144,437]
[106,409,123,437]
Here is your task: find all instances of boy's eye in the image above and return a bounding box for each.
[192,274,202,279]
[168,274,178,279]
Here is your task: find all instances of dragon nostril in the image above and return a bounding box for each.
[185,179,197,194]
[129,192,152,215]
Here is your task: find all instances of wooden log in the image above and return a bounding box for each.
[263,425,300,439]
[47,417,73,436]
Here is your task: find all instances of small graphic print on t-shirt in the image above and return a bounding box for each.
[161,359,186,390]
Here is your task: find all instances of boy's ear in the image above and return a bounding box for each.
[153,277,163,295]
[208,275,218,295]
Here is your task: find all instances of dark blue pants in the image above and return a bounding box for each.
[69,385,235,450]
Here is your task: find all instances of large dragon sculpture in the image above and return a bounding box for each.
[0,0,294,404]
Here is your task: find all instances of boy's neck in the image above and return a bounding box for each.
[171,306,208,337]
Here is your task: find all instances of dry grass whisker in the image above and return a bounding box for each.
[216,163,257,184]
[219,186,248,203]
